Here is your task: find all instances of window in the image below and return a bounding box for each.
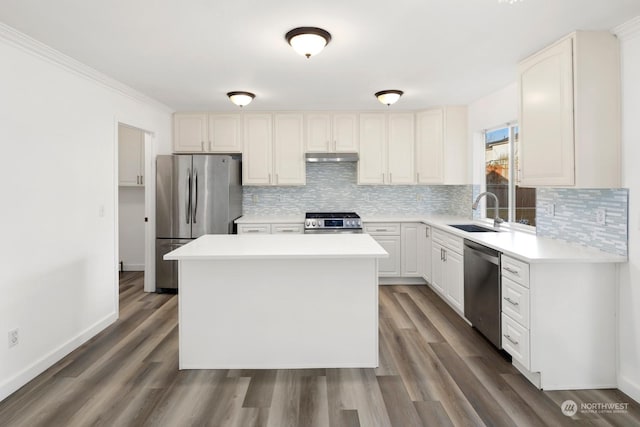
[484,124,536,227]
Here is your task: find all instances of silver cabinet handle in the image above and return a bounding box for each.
[192,169,198,223]
[425,227,430,238]
[185,169,191,224]
[141,175,143,185]
[247,229,261,233]
[440,248,444,261]
[504,334,519,345]
[389,172,392,183]
[375,228,388,232]
[268,173,272,184]
[504,297,519,306]
[276,173,279,184]
[279,229,295,233]
[381,172,385,184]
[504,266,520,275]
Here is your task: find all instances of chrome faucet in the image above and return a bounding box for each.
[472,191,504,228]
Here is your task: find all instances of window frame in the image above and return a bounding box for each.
[481,122,536,233]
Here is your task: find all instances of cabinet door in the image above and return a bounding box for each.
[423,225,432,282]
[415,109,444,184]
[445,249,464,313]
[243,114,273,185]
[387,113,415,184]
[430,243,445,295]
[274,113,305,185]
[118,125,144,186]
[401,223,421,277]
[519,37,575,186]
[333,113,358,152]
[174,113,207,152]
[306,113,331,152]
[358,113,386,184]
[208,114,242,152]
[374,235,401,277]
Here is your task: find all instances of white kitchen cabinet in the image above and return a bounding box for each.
[273,113,305,185]
[243,113,305,186]
[118,125,145,186]
[305,113,358,152]
[401,223,425,277]
[499,254,617,390]
[237,224,271,234]
[174,113,242,153]
[237,222,304,234]
[358,113,415,185]
[173,113,242,153]
[518,31,620,187]
[208,114,242,152]
[430,229,464,314]
[242,114,273,185]
[422,225,432,282]
[365,223,401,277]
[415,106,468,185]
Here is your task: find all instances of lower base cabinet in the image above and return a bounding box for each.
[430,229,464,314]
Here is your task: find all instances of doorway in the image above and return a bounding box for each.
[117,123,155,294]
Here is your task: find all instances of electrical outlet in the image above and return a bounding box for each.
[546,203,555,216]
[251,194,258,203]
[98,205,105,217]
[8,329,18,348]
[596,208,606,225]
[416,193,422,201]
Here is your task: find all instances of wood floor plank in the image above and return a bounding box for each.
[1,278,639,427]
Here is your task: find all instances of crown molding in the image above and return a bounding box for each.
[0,22,174,114]
[613,16,640,41]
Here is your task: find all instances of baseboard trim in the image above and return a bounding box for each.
[123,263,144,272]
[618,375,640,404]
[0,312,118,402]
[379,277,426,285]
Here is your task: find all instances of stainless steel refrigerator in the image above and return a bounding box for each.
[155,154,242,292]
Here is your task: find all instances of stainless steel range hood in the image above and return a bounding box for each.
[305,152,359,162]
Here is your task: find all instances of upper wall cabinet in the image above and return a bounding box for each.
[305,113,359,153]
[358,113,415,185]
[118,125,145,186]
[415,106,468,185]
[243,113,305,186]
[518,31,620,187]
[174,113,242,153]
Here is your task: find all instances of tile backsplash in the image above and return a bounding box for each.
[536,188,628,256]
[241,163,628,256]
[242,162,473,217]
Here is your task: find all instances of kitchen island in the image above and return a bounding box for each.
[164,233,388,369]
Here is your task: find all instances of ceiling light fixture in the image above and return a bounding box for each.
[498,0,523,4]
[227,91,255,107]
[285,27,332,59]
[375,90,404,106]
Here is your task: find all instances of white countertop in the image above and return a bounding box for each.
[164,234,389,260]
[234,214,626,264]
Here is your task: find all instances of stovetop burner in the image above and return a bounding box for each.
[306,212,360,219]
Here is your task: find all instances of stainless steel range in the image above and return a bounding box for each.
[304,212,363,234]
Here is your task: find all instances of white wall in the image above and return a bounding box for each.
[467,83,518,186]
[0,25,172,401]
[615,17,640,403]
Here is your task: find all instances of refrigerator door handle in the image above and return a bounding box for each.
[193,168,198,224]
[185,168,191,224]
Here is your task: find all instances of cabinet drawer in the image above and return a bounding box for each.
[501,255,530,288]
[432,229,463,254]
[272,223,303,234]
[238,224,271,234]
[364,223,401,236]
[502,277,530,328]
[502,313,530,369]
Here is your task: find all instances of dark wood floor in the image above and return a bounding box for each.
[1,272,639,426]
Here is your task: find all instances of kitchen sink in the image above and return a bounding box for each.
[448,224,498,233]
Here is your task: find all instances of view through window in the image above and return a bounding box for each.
[484,125,536,226]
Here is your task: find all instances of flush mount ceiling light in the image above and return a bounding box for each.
[498,0,523,4]
[285,27,332,58]
[375,90,404,106]
[227,91,255,107]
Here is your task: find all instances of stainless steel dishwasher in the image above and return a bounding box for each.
[463,239,502,349]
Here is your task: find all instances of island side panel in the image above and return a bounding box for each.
[178,257,379,369]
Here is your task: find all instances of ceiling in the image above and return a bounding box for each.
[1,0,639,112]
